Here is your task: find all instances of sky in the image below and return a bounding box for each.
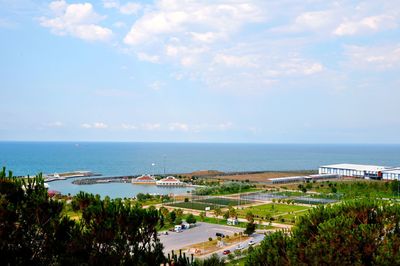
[0,0,399,143]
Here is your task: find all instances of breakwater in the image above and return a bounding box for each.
[72,175,135,185]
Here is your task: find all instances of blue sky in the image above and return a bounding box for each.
[0,0,399,143]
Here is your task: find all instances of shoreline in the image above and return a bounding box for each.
[69,169,317,185]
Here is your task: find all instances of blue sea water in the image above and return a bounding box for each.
[1,142,400,198]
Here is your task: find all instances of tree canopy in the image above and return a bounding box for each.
[246,199,400,265]
[0,167,164,265]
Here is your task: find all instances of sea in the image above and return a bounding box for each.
[1,142,400,198]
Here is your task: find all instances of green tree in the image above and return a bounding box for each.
[186,213,196,224]
[199,211,206,221]
[168,211,177,224]
[175,208,184,219]
[228,206,237,218]
[0,167,165,265]
[223,210,230,220]
[245,199,400,266]
[244,221,256,236]
[245,210,254,223]
[213,206,222,219]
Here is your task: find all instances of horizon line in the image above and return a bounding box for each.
[1,140,400,145]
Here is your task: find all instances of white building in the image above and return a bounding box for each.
[382,168,400,181]
[156,176,185,186]
[319,163,400,180]
[269,176,307,184]
[227,218,238,225]
[132,174,156,184]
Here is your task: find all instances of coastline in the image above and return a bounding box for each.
[69,169,317,185]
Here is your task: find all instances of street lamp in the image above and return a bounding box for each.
[151,163,156,176]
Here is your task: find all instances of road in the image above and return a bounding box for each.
[159,222,244,254]
[210,233,265,259]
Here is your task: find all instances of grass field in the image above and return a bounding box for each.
[167,197,253,210]
[195,197,252,206]
[238,203,311,220]
[195,215,276,230]
[167,201,217,211]
[279,179,400,200]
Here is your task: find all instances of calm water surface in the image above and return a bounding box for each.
[1,142,399,198]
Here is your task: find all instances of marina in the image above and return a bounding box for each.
[44,171,100,182]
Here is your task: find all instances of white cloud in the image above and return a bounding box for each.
[303,63,324,75]
[137,52,160,63]
[120,2,141,15]
[40,1,112,42]
[103,0,119,9]
[103,0,141,15]
[214,53,257,68]
[113,21,126,28]
[334,15,397,36]
[218,122,233,130]
[149,81,164,91]
[121,123,137,129]
[46,121,64,128]
[123,1,264,45]
[272,10,338,33]
[344,44,400,70]
[141,123,161,131]
[81,122,108,129]
[168,122,189,131]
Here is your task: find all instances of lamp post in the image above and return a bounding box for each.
[163,154,166,176]
[151,163,155,176]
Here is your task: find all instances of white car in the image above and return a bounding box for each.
[235,244,244,250]
[249,240,255,246]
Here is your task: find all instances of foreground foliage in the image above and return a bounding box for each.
[246,199,400,265]
[0,168,164,265]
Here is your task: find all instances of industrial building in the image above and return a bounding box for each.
[382,168,400,181]
[319,164,400,180]
[269,174,339,184]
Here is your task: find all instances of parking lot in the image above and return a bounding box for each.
[159,222,244,254]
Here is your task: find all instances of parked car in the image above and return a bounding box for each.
[249,240,255,245]
[223,250,231,255]
[215,232,225,237]
[235,244,244,250]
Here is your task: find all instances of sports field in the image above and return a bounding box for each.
[167,201,217,211]
[238,203,311,220]
[195,197,253,206]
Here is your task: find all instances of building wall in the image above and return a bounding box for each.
[319,167,367,177]
[382,172,400,180]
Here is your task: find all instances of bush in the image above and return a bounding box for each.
[186,213,196,224]
[208,237,212,241]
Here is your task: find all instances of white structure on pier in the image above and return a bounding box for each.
[156,176,185,186]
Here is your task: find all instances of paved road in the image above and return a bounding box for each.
[159,222,244,254]
[196,233,265,259]
[214,233,265,258]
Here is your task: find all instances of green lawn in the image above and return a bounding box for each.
[167,197,253,211]
[226,257,246,266]
[238,203,311,220]
[167,201,217,211]
[210,187,262,196]
[195,215,275,230]
[195,197,252,206]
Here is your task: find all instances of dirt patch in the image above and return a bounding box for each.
[213,171,317,182]
[181,170,224,178]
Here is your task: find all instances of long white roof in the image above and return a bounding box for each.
[382,168,400,174]
[320,163,390,172]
